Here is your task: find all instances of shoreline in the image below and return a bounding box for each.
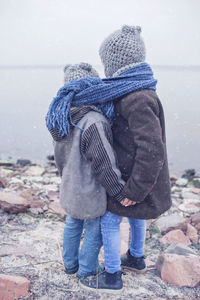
[0,155,199,178]
[0,158,200,299]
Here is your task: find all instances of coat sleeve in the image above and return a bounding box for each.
[120,93,165,203]
[80,121,125,202]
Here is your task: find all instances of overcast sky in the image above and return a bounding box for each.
[0,0,200,67]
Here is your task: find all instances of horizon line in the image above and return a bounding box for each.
[0,64,200,70]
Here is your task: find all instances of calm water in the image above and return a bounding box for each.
[0,66,199,175]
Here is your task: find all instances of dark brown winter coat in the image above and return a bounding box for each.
[107,89,172,219]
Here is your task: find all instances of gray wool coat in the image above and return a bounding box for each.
[53,108,125,220]
[107,89,172,219]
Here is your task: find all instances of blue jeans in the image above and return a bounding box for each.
[101,211,146,273]
[62,215,102,277]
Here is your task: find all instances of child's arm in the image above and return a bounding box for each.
[80,121,126,203]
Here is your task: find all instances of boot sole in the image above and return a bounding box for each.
[121,265,147,274]
[79,280,124,294]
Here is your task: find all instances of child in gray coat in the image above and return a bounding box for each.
[48,63,126,278]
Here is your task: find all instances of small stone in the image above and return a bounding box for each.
[0,168,14,176]
[29,207,44,215]
[0,191,30,213]
[0,214,8,225]
[190,187,200,194]
[191,212,200,225]
[0,244,35,257]
[155,214,187,234]
[182,169,196,181]
[48,201,66,217]
[0,160,14,167]
[182,188,200,200]
[186,223,199,244]
[193,178,200,188]
[160,229,190,246]
[44,184,58,192]
[179,199,200,214]
[170,175,178,181]
[195,223,200,232]
[0,274,30,299]
[16,159,32,166]
[145,258,155,268]
[156,245,200,287]
[0,177,7,188]
[165,242,196,256]
[146,230,150,239]
[47,191,59,201]
[47,155,54,161]
[24,166,45,176]
[47,167,58,174]
[48,176,61,185]
[43,204,48,211]
[176,178,188,187]
[20,215,33,225]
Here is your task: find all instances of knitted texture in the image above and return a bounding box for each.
[99,25,146,77]
[46,62,157,137]
[64,62,99,83]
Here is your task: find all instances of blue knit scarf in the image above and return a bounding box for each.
[46,62,157,137]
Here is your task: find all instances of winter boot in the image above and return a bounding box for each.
[121,249,147,273]
[79,270,123,293]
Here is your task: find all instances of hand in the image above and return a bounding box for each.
[120,198,136,207]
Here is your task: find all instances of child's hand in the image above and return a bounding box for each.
[121,198,136,207]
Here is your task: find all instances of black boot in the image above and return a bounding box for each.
[79,270,123,293]
[121,249,147,273]
[64,265,79,275]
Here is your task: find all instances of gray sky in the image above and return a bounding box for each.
[0,0,200,66]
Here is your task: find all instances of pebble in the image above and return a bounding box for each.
[176,178,188,187]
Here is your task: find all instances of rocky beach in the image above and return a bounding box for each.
[0,158,200,300]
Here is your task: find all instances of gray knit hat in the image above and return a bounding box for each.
[99,25,146,77]
[64,62,99,83]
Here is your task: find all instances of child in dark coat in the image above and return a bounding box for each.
[80,25,171,292]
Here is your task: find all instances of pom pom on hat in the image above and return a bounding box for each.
[122,25,141,34]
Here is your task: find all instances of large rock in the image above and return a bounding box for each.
[160,229,190,246]
[181,188,200,200]
[186,223,199,244]
[156,243,200,287]
[48,201,66,217]
[24,165,45,176]
[154,214,187,234]
[20,190,45,209]
[0,191,30,213]
[0,274,30,299]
